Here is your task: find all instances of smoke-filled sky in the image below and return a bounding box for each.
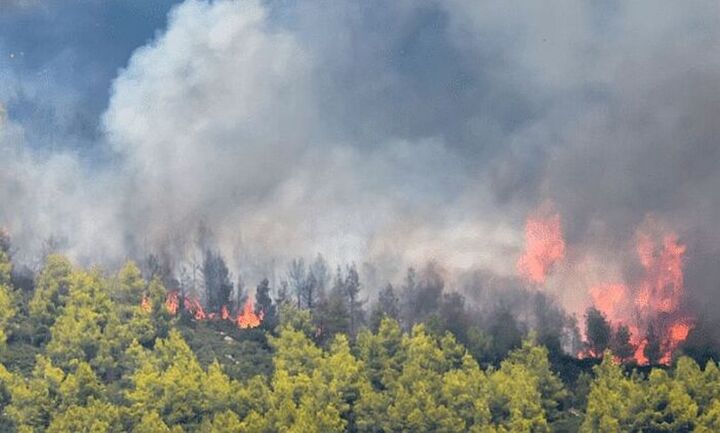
[1,0,720,311]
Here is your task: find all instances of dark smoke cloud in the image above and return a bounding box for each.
[0,1,719,311]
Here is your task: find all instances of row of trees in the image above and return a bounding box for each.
[2,231,706,371]
[583,306,672,366]
[0,251,719,431]
[104,247,693,371]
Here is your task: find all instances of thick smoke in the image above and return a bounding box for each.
[1,0,719,320]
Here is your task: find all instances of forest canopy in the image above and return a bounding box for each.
[0,241,716,433]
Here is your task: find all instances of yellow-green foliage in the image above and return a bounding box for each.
[0,255,719,432]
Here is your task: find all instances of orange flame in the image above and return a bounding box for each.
[236,298,263,329]
[154,290,263,330]
[165,291,179,315]
[669,321,691,346]
[184,297,206,321]
[586,229,692,365]
[517,211,565,284]
[140,295,151,313]
[589,283,628,322]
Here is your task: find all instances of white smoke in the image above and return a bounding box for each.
[2,0,720,304]
[2,0,522,282]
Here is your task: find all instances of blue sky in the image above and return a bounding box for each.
[0,1,182,151]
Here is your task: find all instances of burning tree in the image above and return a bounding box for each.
[518,203,695,365]
[587,230,692,365]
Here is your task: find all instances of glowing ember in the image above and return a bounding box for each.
[517,211,565,284]
[236,298,263,329]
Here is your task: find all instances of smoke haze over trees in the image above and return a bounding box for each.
[2,1,720,430]
[0,248,715,431]
[1,1,720,309]
[1,1,720,352]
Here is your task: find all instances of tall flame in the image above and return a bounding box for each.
[589,283,629,322]
[518,205,693,365]
[587,230,692,365]
[517,211,565,284]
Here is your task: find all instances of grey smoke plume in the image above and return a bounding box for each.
[1,0,719,314]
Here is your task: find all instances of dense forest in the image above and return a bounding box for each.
[0,232,718,433]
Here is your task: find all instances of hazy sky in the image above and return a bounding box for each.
[1,1,719,309]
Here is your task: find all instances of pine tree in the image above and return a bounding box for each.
[45,399,120,433]
[0,229,10,256]
[310,254,330,302]
[581,352,642,433]
[369,284,399,332]
[133,412,172,433]
[643,324,662,366]
[255,278,277,332]
[203,250,233,313]
[315,268,349,346]
[287,258,307,309]
[584,307,611,358]
[631,369,697,432]
[611,325,635,363]
[29,255,73,345]
[504,337,567,422]
[344,264,364,340]
[400,267,417,328]
[46,270,117,370]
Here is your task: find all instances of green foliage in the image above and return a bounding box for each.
[278,303,315,338]
[133,412,172,433]
[28,255,73,345]
[126,330,208,428]
[0,282,16,349]
[0,255,719,432]
[113,261,145,306]
[180,322,272,381]
[488,361,548,432]
[503,336,567,422]
[632,369,697,432]
[581,354,638,432]
[0,250,12,288]
[368,284,399,332]
[45,399,121,433]
[45,270,116,370]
